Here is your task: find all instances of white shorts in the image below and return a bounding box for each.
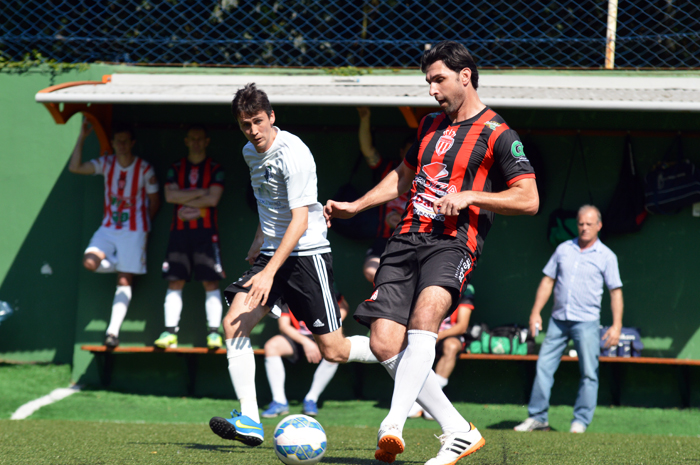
[85,226,148,275]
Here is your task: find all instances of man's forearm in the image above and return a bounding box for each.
[183,193,219,208]
[461,178,538,216]
[263,215,307,278]
[165,187,206,205]
[610,288,624,328]
[531,278,554,316]
[355,167,412,213]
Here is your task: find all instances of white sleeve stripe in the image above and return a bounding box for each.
[312,254,338,332]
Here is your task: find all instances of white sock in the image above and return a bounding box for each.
[96,259,117,273]
[164,289,183,330]
[380,330,437,432]
[226,337,260,423]
[106,285,131,336]
[436,374,449,389]
[305,359,339,403]
[382,351,471,433]
[265,356,287,405]
[347,335,378,363]
[205,290,223,329]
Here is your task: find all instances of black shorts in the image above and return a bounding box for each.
[162,229,225,282]
[224,253,341,336]
[281,333,315,364]
[354,233,474,329]
[365,237,389,259]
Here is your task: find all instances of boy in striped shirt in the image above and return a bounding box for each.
[69,119,160,348]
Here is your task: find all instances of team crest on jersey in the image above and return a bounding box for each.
[118,172,127,190]
[484,120,501,131]
[422,162,449,181]
[189,166,199,186]
[435,128,457,157]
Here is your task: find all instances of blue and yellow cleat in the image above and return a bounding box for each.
[209,410,264,447]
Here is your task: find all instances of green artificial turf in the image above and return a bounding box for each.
[2,419,699,465]
[0,363,71,418]
[3,364,700,464]
[26,391,700,438]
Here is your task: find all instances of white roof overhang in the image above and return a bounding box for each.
[35,73,700,112]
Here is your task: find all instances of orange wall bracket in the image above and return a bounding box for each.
[37,77,113,155]
[399,106,436,129]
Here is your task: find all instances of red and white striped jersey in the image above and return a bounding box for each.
[91,155,159,232]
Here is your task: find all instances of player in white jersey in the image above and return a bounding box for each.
[209,84,377,447]
[69,120,160,348]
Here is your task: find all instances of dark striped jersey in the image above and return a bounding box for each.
[398,107,535,259]
[166,157,224,231]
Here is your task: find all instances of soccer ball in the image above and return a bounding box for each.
[273,414,327,464]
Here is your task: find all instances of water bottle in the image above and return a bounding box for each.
[0,301,14,325]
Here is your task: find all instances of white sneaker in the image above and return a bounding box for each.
[425,423,485,465]
[375,424,405,463]
[408,402,423,418]
[514,417,550,432]
[570,421,587,433]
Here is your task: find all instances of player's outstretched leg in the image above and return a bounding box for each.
[425,423,485,465]
[209,410,264,447]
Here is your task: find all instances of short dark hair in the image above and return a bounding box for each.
[231,83,273,119]
[186,124,208,136]
[111,123,134,140]
[421,41,479,90]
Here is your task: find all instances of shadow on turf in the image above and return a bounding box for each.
[151,442,238,452]
[487,420,557,431]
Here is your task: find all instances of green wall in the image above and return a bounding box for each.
[1,65,699,406]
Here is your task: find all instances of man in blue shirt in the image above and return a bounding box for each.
[515,205,624,433]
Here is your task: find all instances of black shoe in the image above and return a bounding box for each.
[104,334,119,348]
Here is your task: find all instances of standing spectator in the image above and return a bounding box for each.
[515,205,623,434]
[261,292,349,418]
[409,284,475,420]
[357,107,412,283]
[68,119,160,348]
[155,126,226,350]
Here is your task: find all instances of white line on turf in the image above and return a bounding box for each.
[10,384,82,420]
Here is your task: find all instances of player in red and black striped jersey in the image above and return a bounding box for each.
[325,41,539,465]
[357,106,412,283]
[155,126,226,350]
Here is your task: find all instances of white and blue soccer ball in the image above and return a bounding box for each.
[273,414,327,464]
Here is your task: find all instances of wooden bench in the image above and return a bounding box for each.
[82,346,700,405]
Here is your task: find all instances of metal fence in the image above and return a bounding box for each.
[2,0,699,69]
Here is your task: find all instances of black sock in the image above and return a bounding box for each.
[166,326,178,334]
[208,327,219,334]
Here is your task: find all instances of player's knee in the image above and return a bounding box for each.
[83,254,100,271]
[168,280,186,290]
[363,266,376,283]
[319,345,345,363]
[369,336,395,361]
[443,338,461,356]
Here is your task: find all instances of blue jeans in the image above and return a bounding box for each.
[528,317,600,426]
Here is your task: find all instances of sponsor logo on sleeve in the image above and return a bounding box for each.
[511,141,530,163]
